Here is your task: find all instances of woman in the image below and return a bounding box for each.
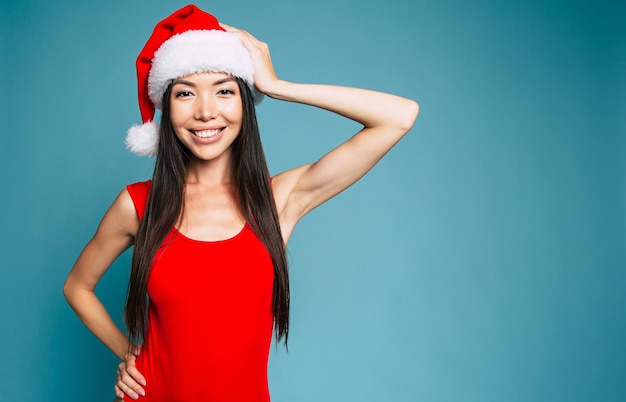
[63,4,418,401]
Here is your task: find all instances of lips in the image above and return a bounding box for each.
[191,128,223,138]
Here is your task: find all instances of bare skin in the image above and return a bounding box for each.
[64,25,418,401]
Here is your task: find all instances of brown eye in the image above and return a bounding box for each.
[217,89,235,95]
[175,90,194,98]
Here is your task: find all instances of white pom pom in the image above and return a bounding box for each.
[126,122,159,156]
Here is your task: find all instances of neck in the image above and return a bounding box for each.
[185,156,234,186]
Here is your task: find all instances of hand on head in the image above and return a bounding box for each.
[220,23,280,95]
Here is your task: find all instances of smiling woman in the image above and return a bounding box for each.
[169,73,243,163]
[62,4,417,401]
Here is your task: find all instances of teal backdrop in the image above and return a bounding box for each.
[1,0,624,401]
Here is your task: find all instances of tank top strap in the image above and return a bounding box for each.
[126,180,152,220]
[127,178,271,221]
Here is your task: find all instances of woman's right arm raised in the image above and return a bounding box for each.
[63,188,139,360]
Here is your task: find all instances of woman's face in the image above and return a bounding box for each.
[169,71,243,163]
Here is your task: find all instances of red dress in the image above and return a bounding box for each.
[125,181,274,401]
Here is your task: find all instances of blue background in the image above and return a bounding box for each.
[1,0,624,401]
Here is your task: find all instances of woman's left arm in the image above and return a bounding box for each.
[224,25,419,223]
[268,81,418,215]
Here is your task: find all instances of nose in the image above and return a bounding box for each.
[194,93,217,121]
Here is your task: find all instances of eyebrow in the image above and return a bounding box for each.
[213,77,237,85]
[171,76,237,87]
[171,79,196,87]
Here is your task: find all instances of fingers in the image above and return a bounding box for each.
[125,351,146,385]
[115,355,146,400]
[219,22,235,31]
[116,373,143,400]
[114,383,125,400]
[220,22,278,92]
[219,22,265,49]
[219,22,247,37]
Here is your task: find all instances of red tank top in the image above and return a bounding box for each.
[125,181,274,402]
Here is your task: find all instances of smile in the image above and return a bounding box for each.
[192,128,223,138]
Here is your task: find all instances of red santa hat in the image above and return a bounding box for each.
[126,4,259,155]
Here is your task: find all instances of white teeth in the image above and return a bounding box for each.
[194,129,221,138]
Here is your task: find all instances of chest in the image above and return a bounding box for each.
[146,226,274,311]
[178,184,246,242]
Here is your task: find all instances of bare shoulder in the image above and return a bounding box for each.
[271,165,311,217]
[65,188,139,291]
[271,165,312,242]
[95,187,140,241]
[113,187,138,220]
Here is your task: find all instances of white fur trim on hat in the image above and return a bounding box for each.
[126,121,159,156]
[148,30,256,109]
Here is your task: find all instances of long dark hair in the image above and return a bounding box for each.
[124,78,289,348]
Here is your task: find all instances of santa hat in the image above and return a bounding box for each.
[126,4,259,156]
